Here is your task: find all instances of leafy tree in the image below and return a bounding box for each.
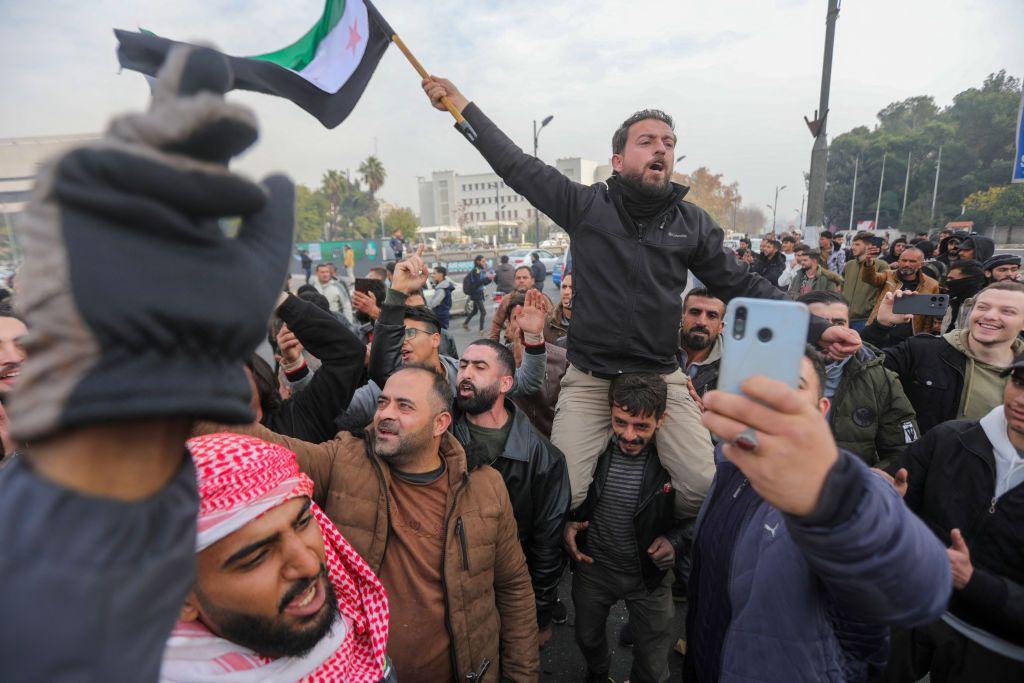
[675,166,742,227]
[295,184,329,242]
[383,207,419,241]
[358,156,387,200]
[823,70,1021,231]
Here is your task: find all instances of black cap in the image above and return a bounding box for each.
[984,254,1021,271]
[1000,352,1024,377]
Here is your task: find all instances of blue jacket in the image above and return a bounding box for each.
[685,449,951,682]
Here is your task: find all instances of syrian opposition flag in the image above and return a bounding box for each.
[115,0,393,128]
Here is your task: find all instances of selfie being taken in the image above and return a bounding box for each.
[2,0,1023,681]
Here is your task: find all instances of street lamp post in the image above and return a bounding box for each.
[769,184,787,232]
[532,115,554,247]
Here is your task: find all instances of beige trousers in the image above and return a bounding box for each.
[551,365,715,517]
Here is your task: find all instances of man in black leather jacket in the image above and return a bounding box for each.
[452,337,570,648]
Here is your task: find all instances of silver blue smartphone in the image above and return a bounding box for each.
[717,298,810,395]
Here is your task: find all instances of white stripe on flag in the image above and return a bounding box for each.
[296,0,371,94]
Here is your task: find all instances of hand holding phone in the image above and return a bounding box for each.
[892,292,949,317]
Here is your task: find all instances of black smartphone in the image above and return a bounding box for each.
[355,278,386,303]
[892,293,949,316]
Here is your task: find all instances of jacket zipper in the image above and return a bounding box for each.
[367,448,392,566]
[456,517,470,571]
[441,471,469,679]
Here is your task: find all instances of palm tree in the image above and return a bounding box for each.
[358,156,387,200]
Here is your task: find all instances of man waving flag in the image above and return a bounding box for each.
[116,0,393,128]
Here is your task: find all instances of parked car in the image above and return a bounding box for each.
[506,248,561,275]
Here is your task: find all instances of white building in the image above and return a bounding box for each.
[417,157,609,232]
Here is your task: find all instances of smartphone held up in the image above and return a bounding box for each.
[717,298,810,395]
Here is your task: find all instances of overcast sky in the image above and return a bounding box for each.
[3,0,1022,229]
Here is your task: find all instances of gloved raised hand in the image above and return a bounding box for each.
[8,45,294,441]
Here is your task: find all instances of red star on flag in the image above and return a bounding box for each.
[346,19,362,57]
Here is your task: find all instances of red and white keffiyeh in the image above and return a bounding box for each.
[161,433,389,683]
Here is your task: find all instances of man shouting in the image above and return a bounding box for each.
[421,76,860,519]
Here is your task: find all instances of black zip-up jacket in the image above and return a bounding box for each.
[879,333,966,435]
[263,294,366,443]
[898,418,1024,646]
[751,251,787,290]
[461,103,824,375]
[571,441,685,591]
[453,401,570,630]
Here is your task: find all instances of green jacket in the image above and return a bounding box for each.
[829,346,919,468]
[842,258,888,320]
[786,268,840,300]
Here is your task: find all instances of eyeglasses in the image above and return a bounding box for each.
[403,327,434,340]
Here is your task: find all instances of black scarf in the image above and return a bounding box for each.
[608,173,685,223]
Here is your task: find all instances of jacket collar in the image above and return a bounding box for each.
[454,399,535,465]
[955,419,997,471]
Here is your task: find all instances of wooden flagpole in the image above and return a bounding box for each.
[390,33,477,141]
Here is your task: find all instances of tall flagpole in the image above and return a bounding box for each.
[391,34,478,142]
[848,155,859,232]
[930,145,943,225]
[901,151,912,220]
[874,152,887,229]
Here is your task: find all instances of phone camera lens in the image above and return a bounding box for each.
[733,307,747,339]
[757,327,773,343]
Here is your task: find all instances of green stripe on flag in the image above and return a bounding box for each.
[250,0,347,72]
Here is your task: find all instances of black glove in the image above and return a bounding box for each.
[8,45,294,441]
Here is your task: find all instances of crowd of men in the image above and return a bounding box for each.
[0,45,1021,683]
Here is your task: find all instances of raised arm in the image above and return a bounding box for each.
[0,45,293,681]
[423,77,596,233]
[266,293,368,442]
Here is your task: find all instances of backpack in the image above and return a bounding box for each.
[462,270,476,295]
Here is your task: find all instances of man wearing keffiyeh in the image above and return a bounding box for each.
[163,433,391,683]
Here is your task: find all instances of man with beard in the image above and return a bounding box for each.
[421,76,861,521]
[489,265,552,342]
[860,246,941,342]
[788,249,841,299]
[0,302,27,462]
[564,373,687,683]
[957,235,996,266]
[679,288,725,399]
[984,255,1023,283]
[196,367,539,681]
[452,338,570,648]
[164,433,392,682]
[339,253,547,431]
[842,233,890,331]
[820,230,846,274]
[545,271,573,345]
[751,238,787,290]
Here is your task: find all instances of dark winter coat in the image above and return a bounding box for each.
[683,450,951,683]
[829,346,920,468]
[898,418,1024,647]
[461,102,825,376]
[751,251,787,289]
